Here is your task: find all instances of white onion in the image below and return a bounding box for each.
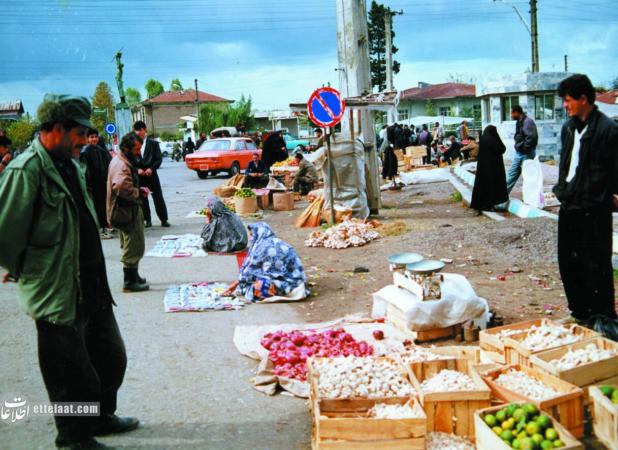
[548,343,616,371]
[520,324,582,352]
[495,369,558,400]
[368,403,422,419]
[420,369,476,393]
[427,432,475,450]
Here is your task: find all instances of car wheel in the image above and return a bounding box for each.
[210,170,220,177]
[197,170,208,179]
[228,162,240,177]
[162,151,169,157]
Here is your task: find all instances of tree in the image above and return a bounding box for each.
[425,100,436,116]
[125,87,142,106]
[91,81,115,132]
[367,1,400,91]
[612,77,618,89]
[169,78,183,91]
[145,79,164,99]
[197,95,255,134]
[5,114,38,150]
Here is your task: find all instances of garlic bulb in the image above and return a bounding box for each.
[495,369,558,400]
[426,432,475,450]
[520,324,582,352]
[420,369,476,393]
[496,327,531,339]
[401,347,450,364]
[314,357,414,399]
[548,343,616,371]
[368,403,422,419]
[305,220,380,249]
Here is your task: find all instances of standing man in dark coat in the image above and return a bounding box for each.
[553,74,618,324]
[470,126,508,211]
[80,128,112,238]
[505,105,538,194]
[133,121,170,228]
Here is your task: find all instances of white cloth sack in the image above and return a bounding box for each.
[522,157,545,209]
[372,273,489,331]
[398,168,450,185]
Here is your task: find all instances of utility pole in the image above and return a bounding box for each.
[564,54,568,72]
[194,78,200,121]
[336,0,380,214]
[530,0,539,72]
[384,9,403,91]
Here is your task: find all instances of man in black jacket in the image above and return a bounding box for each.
[133,121,170,227]
[553,74,618,323]
[80,128,112,237]
[505,105,538,194]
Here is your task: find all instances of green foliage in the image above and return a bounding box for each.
[91,81,115,132]
[125,87,142,105]
[425,100,436,116]
[5,114,38,150]
[159,131,180,142]
[145,78,164,99]
[451,191,463,202]
[197,95,255,134]
[368,1,400,91]
[611,77,618,89]
[169,78,183,92]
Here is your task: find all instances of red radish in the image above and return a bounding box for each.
[373,330,384,340]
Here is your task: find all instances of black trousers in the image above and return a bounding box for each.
[139,170,168,223]
[36,305,127,446]
[243,174,269,189]
[92,181,108,229]
[558,208,616,320]
[293,177,314,195]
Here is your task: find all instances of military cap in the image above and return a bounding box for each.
[37,94,93,129]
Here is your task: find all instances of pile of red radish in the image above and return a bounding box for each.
[260,328,374,381]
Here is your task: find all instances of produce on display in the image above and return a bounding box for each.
[313,356,415,399]
[272,157,296,168]
[234,187,256,198]
[518,324,582,352]
[481,403,567,449]
[495,369,559,401]
[420,369,476,393]
[368,402,422,419]
[547,343,617,371]
[400,347,447,364]
[426,432,475,450]
[305,219,380,249]
[599,385,618,404]
[372,330,384,340]
[496,327,532,340]
[260,328,373,381]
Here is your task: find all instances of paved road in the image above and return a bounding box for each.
[0,159,311,450]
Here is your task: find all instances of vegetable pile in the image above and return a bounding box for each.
[368,402,422,419]
[518,324,582,352]
[599,385,618,404]
[420,369,476,393]
[495,369,559,401]
[482,403,567,449]
[234,187,256,198]
[400,347,448,364]
[260,328,374,381]
[426,432,475,450]
[547,343,616,371]
[305,219,380,249]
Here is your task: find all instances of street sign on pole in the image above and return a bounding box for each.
[307,87,345,224]
[93,107,108,116]
[105,123,117,135]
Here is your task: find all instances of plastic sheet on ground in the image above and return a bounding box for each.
[164,282,246,312]
[372,273,490,331]
[398,167,450,185]
[233,314,414,397]
[146,234,207,258]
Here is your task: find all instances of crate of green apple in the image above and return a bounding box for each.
[590,385,618,450]
[474,403,582,450]
[260,328,375,381]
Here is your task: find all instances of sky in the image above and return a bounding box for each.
[1,0,617,115]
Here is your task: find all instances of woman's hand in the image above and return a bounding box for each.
[223,280,239,296]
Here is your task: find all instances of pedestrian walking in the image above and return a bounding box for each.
[80,128,113,238]
[107,132,150,293]
[470,126,508,212]
[553,74,618,325]
[132,121,170,228]
[505,105,538,194]
[0,94,138,450]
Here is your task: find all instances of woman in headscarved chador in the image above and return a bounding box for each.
[470,125,509,212]
[223,222,308,302]
[200,196,248,253]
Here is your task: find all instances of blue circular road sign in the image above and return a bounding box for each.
[105,123,117,135]
[307,87,345,128]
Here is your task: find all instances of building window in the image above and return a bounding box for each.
[501,95,520,121]
[439,106,452,116]
[534,94,555,121]
[397,108,409,121]
[482,98,490,122]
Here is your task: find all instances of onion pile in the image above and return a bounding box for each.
[260,328,374,381]
[519,324,582,352]
[305,220,380,249]
[548,343,617,371]
[368,403,422,419]
[420,369,476,393]
[495,369,559,400]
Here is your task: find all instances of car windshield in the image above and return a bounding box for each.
[198,140,231,151]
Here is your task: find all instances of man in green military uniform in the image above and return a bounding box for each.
[0,95,138,450]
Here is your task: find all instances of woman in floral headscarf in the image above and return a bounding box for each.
[224,222,308,301]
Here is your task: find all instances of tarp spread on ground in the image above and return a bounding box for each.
[164,282,245,312]
[398,167,450,185]
[146,234,207,258]
[233,314,414,397]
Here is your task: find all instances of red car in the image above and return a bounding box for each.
[185,137,261,179]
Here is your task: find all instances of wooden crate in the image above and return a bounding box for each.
[428,346,481,364]
[312,397,426,450]
[479,319,549,364]
[386,303,463,342]
[504,324,599,368]
[482,364,585,438]
[474,403,583,450]
[307,357,417,414]
[407,358,491,439]
[590,386,618,450]
[529,337,618,403]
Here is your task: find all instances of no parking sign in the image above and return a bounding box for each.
[307,87,345,128]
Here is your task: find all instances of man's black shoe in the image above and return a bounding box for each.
[92,414,140,436]
[144,221,152,228]
[161,221,171,227]
[57,437,116,450]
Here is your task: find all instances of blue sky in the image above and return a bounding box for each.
[1,0,617,114]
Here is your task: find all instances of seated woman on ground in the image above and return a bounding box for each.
[223,222,308,302]
[200,197,248,253]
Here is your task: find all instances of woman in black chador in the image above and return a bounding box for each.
[470,125,508,211]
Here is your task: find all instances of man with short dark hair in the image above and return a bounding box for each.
[293,152,318,195]
[505,105,538,194]
[440,135,462,165]
[0,94,138,450]
[132,120,169,227]
[243,152,269,188]
[0,135,12,175]
[195,132,207,150]
[553,74,618,324]
[80,128,112,238]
